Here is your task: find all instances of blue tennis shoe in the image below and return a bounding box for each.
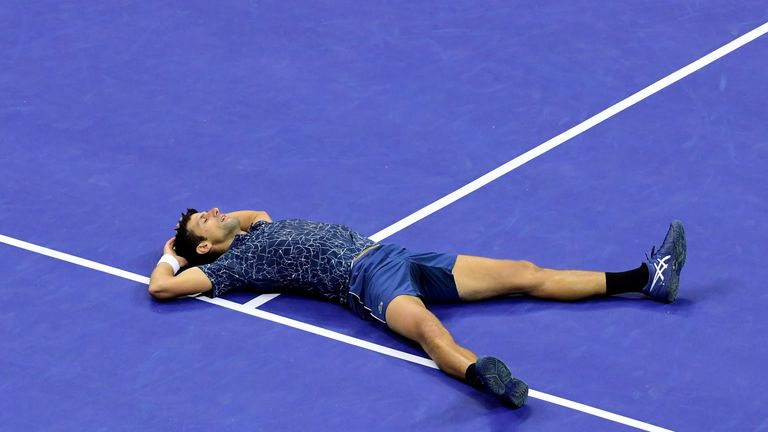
[475,356,529,408]
[642,220,687,303]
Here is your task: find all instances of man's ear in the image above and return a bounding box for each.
[196,241,212,255]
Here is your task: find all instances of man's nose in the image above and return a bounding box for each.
[210,207,220,217]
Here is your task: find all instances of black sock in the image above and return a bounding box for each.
[465,363,483,388]
[605,264,649,295]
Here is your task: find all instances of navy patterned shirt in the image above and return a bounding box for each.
[198,219,375,304]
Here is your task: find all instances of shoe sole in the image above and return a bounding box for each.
[476,357,529,408]
[667,220,687,302]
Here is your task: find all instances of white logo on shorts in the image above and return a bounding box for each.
[378,302,383,314]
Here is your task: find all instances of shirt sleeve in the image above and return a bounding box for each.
[249,220,270,233]
[198,257,247,297]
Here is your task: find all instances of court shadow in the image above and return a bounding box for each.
[674,278,741,303]
[429,287,709,322]
[146,295,212,314]
[145,287,275,315]
[415,401,532,432]
[405,366,534,430]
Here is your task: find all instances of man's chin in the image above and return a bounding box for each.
[225,219,241,232]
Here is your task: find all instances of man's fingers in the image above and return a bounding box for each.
[163,238,176,255]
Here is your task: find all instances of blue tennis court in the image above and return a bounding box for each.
[1,1,767,430]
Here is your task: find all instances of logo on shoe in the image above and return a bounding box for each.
[650,255,671,292]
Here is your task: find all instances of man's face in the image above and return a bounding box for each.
[186,207,241,253]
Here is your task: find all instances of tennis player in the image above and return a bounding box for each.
[149,208,686,408]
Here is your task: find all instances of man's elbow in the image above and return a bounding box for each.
[148,283,176,300]
[257,211,272,222]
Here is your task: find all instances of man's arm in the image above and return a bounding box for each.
[148,238,212,300]
[226,210,272,230]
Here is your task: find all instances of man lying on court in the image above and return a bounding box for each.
[149,208,686,408]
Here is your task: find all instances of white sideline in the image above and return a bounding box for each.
[1,233,672,431]
[200,296,674,432]
[0,234,150,285]
[251,20,768,311]
[368,21,768,242]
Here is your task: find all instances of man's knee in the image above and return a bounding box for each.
[501,259,543,291]
[416,318,448,345]
[385,295,455,349]
[394,308,450,347]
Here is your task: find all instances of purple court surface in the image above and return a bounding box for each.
[2,1,767,431]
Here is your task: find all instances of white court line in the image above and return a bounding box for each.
[249,20,768,311]
[1,233,672,431]
[0,234,150,285]
[200,296,673,432]
[3,21,767,432]
[242,293,281,308]
[367,21,768,242]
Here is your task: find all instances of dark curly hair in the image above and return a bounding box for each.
[173,208,217,267]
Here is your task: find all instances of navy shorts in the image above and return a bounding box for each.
[346,244,460,323]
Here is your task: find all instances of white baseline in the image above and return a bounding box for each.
[3,234,670,432]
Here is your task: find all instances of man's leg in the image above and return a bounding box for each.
[385,294,476,379]
[452,220,686,303]
[385,294,528,407]
[452,256,613,301]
